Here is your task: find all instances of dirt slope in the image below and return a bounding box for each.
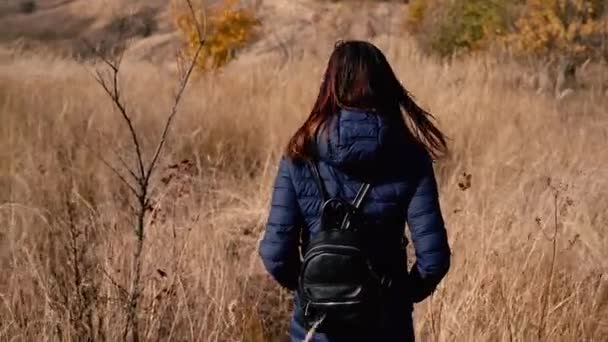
[0,0,408,63]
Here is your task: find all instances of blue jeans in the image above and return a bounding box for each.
[288,311,415,342]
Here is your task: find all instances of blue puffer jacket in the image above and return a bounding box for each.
[259,109,451,341]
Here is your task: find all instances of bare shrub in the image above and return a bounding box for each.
[19,1,36,14]
[86,3,204,339]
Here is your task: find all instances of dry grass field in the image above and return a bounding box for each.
[1,0,607,341]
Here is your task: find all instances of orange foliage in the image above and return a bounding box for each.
[505,0,608,59]
[172,0,261,72]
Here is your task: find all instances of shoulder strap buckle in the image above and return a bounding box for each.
[308,160,372,230]
[307,160,371,208]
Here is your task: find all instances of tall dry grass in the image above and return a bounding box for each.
[1,35,607,341]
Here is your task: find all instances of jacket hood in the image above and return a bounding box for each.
[316,109,409,172]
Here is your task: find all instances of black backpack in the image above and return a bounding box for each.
[297,161,390,333]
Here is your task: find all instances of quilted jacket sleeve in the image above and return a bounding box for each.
[258,157,302,290]
[406,156,451,303]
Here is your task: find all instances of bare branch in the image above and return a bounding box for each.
[112,96,146,184]
[145,44,204,183]
[84,140,139,197]
[99,153,140,198]
[99,52,119,74]
[96,129,141,183]
[88,42,147,183]
[115,38,127,71]
[92,90,140,184]
[100,266,129,301]
[145,0,206,184]
[116,152,140,182]
[186,0,206,45]
[93,69,115,99]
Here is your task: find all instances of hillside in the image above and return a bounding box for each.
[0,0,409,63]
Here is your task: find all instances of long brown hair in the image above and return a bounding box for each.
[286,40,447,160]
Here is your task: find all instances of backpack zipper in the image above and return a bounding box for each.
[304,244,361,257]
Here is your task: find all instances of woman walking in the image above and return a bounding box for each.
[259,40,451,342]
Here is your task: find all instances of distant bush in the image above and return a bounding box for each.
[173,0,261,72]
[19,1,37,14]
[407,0,509,56]
[406,0,429,31]
[435,0,508,56]
[407,0,608,60]
[504,0,608,61]
[107,9,157,38]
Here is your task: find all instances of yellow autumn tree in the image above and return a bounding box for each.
[505,0,608,60]
[172,0,261,72]
[406,0,607,60]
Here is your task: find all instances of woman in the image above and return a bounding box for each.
[259,40,451,342]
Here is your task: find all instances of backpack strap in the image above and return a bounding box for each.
[308,160,329,202]
[352,183,371,209]
[308,159,371,207]
[340,182,371,230]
